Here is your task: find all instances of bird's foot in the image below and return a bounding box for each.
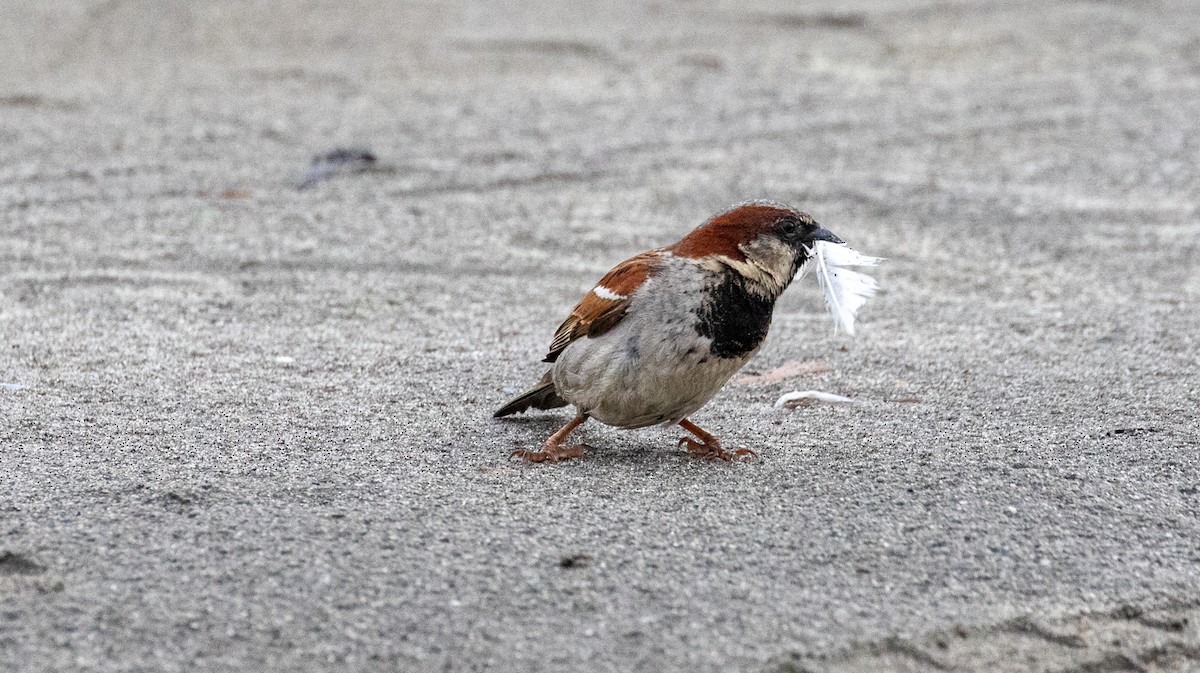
[678,437,757,462]
[510,443,592,464]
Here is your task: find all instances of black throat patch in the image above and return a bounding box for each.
[693,271,776,359]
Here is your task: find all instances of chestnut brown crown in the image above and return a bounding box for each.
[669,200,840,262]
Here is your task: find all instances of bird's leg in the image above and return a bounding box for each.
[677,418,757,462]
[510,414,591,463]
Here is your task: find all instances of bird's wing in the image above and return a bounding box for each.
[543,250,664,363]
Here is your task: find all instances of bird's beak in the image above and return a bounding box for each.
[803,226,843,245]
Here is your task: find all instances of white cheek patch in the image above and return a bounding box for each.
[592,285,626,301]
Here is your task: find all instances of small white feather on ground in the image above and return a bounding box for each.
[774,390,856,408]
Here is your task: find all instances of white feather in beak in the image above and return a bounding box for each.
[805,241,883,336]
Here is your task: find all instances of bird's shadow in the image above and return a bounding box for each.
[491,413,743,468]
[491,414,565,432]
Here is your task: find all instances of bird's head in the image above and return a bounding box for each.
[671,200,841,296]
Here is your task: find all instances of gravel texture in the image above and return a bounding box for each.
[2,1,1199,671]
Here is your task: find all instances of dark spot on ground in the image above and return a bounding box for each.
[298,147,378,189]
[1112,604,1144,619]
[559,554,592,569]
[0,552,46,576]
[1106,427,1162,437]
[751,12,868,30]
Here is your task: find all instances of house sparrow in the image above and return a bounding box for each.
[495,200,843,463]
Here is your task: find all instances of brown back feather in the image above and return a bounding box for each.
[543,250,662,362]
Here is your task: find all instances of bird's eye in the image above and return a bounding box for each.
[779,219,800,237]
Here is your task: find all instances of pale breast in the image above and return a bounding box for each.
[551,258,767,429]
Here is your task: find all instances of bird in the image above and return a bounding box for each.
[494,200,843,463]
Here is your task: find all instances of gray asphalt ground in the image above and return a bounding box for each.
[3,1,1200,671]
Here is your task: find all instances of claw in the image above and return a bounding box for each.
[510,444,589,464]
[510,414,590,464]
[731,447,758,462]
[677,436,757,462]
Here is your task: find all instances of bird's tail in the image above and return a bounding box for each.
[494,371,567,417]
